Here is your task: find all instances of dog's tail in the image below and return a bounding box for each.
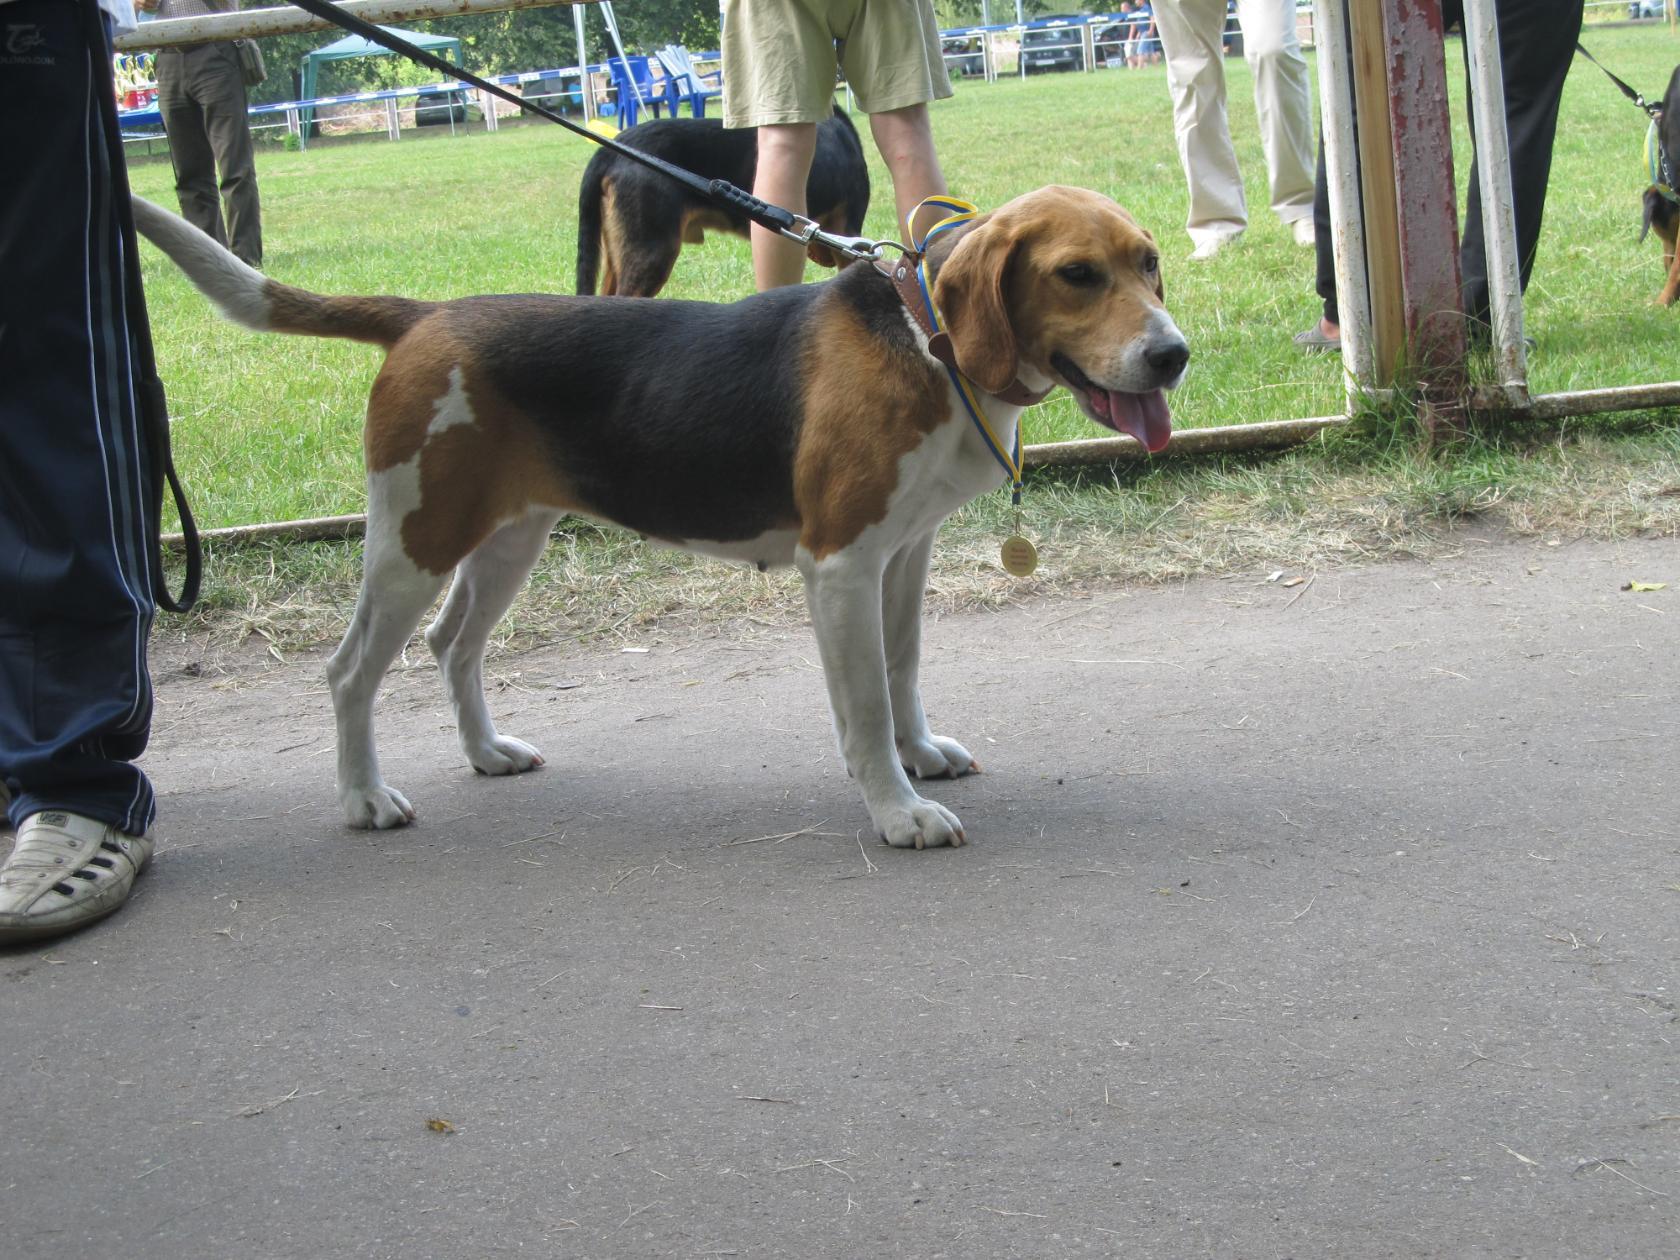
[132,196,431,347]
[575,150,607,295]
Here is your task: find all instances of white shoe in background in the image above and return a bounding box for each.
[1188,233,1239,261]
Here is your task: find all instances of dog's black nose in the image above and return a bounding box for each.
[1146,339,1190,379]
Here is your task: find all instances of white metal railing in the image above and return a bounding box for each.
[1582,0,1677,21]
[938,6,1317,82]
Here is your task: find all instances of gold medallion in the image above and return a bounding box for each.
[1000,534,1039,577]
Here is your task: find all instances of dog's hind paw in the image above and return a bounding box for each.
[899,734,980,780]
[466,736,546,777]
[342,784,416,830]
[878,797,966,850]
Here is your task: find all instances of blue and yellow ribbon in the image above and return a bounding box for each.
[907,196,1025,505]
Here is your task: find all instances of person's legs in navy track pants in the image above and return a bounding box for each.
[0,0,162,942]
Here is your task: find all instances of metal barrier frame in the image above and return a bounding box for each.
[1317,0,1680,431]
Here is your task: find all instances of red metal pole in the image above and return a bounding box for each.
[1378,0,1468,438]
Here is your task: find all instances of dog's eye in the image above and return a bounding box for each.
[1141,253,1160,277]
[1057,262,1100,286]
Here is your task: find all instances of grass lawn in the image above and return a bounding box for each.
[125,23,1680,649]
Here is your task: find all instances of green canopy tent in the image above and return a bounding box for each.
[298,26,464,131]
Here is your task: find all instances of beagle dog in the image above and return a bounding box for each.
[132,185,1188,849]
[575,109,870,297]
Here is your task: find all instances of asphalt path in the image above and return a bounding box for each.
[4,533,1678,1257]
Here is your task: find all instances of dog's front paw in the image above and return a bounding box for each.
[899,734,980,780]
[342,783,416,830]
[876,796,966,850]
[466,736,545,777]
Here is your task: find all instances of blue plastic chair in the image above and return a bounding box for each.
[653,45,723,119]
[606,54,662,129]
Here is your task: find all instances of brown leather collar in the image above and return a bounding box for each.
[877,255,1053,408]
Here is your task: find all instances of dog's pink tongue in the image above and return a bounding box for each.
[1105,389,1173,452]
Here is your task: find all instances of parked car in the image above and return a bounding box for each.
[415,87,467,126]
[942,35,986,78]
[1092,20,1128,68]
[1021,18,1087,75]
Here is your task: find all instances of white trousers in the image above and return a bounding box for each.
[1153,0,1315,246]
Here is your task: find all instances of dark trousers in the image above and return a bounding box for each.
[156,42,263,266]
[1312,0,1583,329]
[0,0,158,835]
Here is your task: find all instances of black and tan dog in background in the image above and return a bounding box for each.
[575,108,870,297]
[1640,65,1680,306]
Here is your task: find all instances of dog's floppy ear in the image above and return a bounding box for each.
[933,216,1021,396]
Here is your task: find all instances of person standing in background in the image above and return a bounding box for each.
[137,0,262,265]
[722,0,952,291]
[1152,0,1316,260]
[1131,2,1163,67]
[1294,0,1584,351]
[1116,2,1144,69]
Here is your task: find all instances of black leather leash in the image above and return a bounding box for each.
[1574,41,1663,119]
[1574,41,1674,199]
[88,0,202,613]
[281,0,887,263]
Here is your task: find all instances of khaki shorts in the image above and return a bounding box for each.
[722,0,953,128]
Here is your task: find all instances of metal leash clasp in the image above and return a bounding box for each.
[778,216,894,264]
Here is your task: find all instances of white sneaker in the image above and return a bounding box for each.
[0,812,153,944]
[1292,218,1316,247]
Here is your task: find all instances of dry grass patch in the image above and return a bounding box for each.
[152,418,1680,668]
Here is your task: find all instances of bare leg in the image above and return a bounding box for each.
[750,121,817,290]
[868,103,948,241]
